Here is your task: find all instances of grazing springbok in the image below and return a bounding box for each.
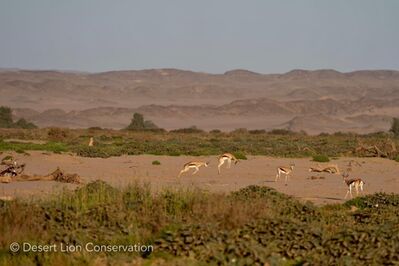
[178,161,209,178]
[217,153,239,174]
[275,163,295,184]
[342,172,365,199]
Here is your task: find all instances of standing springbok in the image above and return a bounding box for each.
[178,161,209,178]
[275,163,295,184]
[342,172,365,199]
[217,153,239,174]
[88,137,94,147]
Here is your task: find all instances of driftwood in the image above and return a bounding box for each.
[1,155,82,184]
[355,139,398,159]
[1,167,82,184]
[355,145,388,158]
[309,164,340,174]
[0,161,26,182]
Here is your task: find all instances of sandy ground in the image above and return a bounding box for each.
[1,151,398,205]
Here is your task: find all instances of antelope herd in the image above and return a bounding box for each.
[177,154,366,199]
[1,145,367,200]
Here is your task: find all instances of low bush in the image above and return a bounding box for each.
[47,128,70,142]
[209,129,222,134]
[233,151,247,160]
[249,129,266,134]
[170,126,204,134]
[152,160,161,165]
[1,183,397,265]
[1,128,398,160]
[312,154,330,162]
[345,193,399,209]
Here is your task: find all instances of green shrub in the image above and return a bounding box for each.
[152,160,161,165]
[15,149,25,154]
[249,129,266,134]
[13,118,37,129]
[0,106,13,128]
[47,128,69,141]
[390,117,399,137]
[233,151,247,160]
[125,112,160,130]
[0,140,67,154]
[312,154,330,162]
[73,145,124,158]
[345,193,399,209]
[0,106,37,129]
[209,129,222,134]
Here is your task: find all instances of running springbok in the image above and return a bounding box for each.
[178,161,209,178]
[217,153,239,174]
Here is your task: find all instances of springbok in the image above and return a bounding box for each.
[217,153,239,174]
[275,163,295,184]
[342,172,365,199]
[178,161,209,178]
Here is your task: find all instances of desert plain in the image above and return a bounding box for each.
[1,151,398,205]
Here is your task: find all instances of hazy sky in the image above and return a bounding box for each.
[0,0,398,73]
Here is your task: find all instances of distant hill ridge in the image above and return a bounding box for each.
[2,68,399,134]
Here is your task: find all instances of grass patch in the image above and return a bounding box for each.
[0,128,398,159]
[233,151,247,160]
[152,160,161,165]
[0,140,68,154]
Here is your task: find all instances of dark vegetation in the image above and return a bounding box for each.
[170,126,204,134]
[312,154,330,162]
[125,113,160,131]
[0,106,37,129]
[390,117,399,137]
[0,128,398,161]
[0,182,397,265]
[1,109,398,161]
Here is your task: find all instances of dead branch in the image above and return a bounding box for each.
[13,167,83,184]
[1,166,82,184]
[309,164,340,174]
[0,161,26,182]
[354,138,398,159]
